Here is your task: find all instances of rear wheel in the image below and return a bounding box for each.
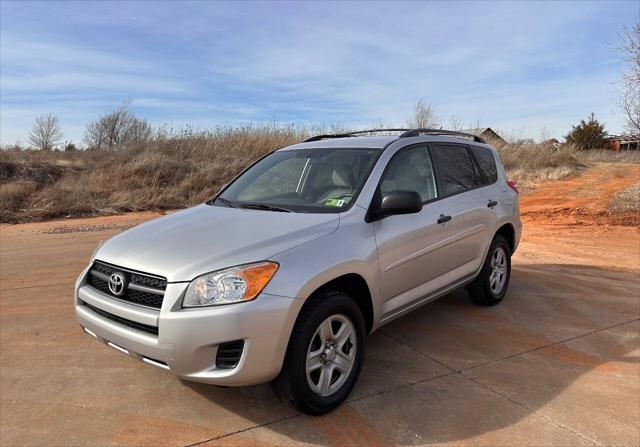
[273,291,366,415]
[468,235,511,306]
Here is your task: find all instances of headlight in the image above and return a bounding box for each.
[183,262,278,307]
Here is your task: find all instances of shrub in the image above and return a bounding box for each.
[608,183,640,213]
[565,113,608,150]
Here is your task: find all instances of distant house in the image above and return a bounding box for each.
[460,128,506,144]
[607,135,640,151]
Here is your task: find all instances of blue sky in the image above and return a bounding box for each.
[0,0,636,145]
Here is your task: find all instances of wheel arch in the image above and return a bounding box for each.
[495,223,516,253]
[301,273,374,334]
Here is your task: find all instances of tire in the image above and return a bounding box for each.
[467,235,511,306]
[273,290,366,415]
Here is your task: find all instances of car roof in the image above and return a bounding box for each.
[280,135,493,151]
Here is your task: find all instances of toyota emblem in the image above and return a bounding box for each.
[108,272,126,296]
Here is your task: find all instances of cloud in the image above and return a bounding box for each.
[0,0,635,143]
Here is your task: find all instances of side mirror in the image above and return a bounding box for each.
[377,190,422,218]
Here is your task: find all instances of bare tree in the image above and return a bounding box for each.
[83,101,152,149]
[126,118,152,143]
[617,22,640,134]
[407,100,439,128]
[84,120,105,150]
[449,115,464,130]
[28,114,63,150]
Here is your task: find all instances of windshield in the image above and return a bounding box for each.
[212,147,381,213]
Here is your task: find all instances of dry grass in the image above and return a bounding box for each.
[574,149,640,164]
[1,125,305,222]
[608,183,640,213]
[490,139,586,190]
[1,127,636,223]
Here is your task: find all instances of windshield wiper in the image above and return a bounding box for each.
[239,202,292,213]
[213,197,238,208]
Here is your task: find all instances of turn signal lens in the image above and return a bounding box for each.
[183,262,278,307]
[241,262,279,300]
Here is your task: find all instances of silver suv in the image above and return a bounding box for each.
[75,129,521,414]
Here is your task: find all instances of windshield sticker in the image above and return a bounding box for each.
[325,198,346,207]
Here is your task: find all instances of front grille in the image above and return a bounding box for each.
[216,340,245,369]
[88,261,166,309]
[82,301,159,335]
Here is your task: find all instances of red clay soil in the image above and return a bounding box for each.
[520,162,640,227]
[518,162,639,272]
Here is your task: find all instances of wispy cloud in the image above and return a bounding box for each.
[0,0,635,144]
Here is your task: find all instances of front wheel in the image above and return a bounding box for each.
[273,291,366,415]
[467,235,511,306]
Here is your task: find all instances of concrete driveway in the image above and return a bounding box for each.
[1,199,639,446]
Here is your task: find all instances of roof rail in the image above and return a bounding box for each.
[303,133,353,142]
[303,128,410,142]
[304,128,486,143]
[399,128,486,143]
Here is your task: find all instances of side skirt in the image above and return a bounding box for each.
[375,273,477,329]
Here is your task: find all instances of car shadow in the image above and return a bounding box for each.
[183,262,640,445]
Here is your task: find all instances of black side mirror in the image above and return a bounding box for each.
[376,190,423,219]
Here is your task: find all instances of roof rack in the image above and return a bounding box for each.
[399,128,486,143]
[304,128,485,144]
[303,129,409,142]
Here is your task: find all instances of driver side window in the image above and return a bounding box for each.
[380,146,438,202]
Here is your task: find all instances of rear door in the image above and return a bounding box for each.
[429,143,496,280]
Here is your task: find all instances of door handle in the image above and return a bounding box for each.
[437,214,452,224]
[487,200,498,208]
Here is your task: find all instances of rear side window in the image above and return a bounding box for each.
[470,146,498,184]
[431,145,477,196]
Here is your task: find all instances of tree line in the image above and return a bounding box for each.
[27,100,152,151]
[24,102,615,153]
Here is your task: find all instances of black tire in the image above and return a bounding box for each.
[273,290,366,415]
[467,235,511,306]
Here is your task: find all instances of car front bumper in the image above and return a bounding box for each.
[74,266,302,386]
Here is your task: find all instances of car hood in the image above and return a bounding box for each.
[94,204,339,282]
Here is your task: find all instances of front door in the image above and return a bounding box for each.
[373,145,458,318]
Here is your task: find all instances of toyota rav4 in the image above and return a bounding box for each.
[75,128,521,414]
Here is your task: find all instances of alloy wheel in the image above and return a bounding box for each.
[305,314,357,397]
[489,246,507,295]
